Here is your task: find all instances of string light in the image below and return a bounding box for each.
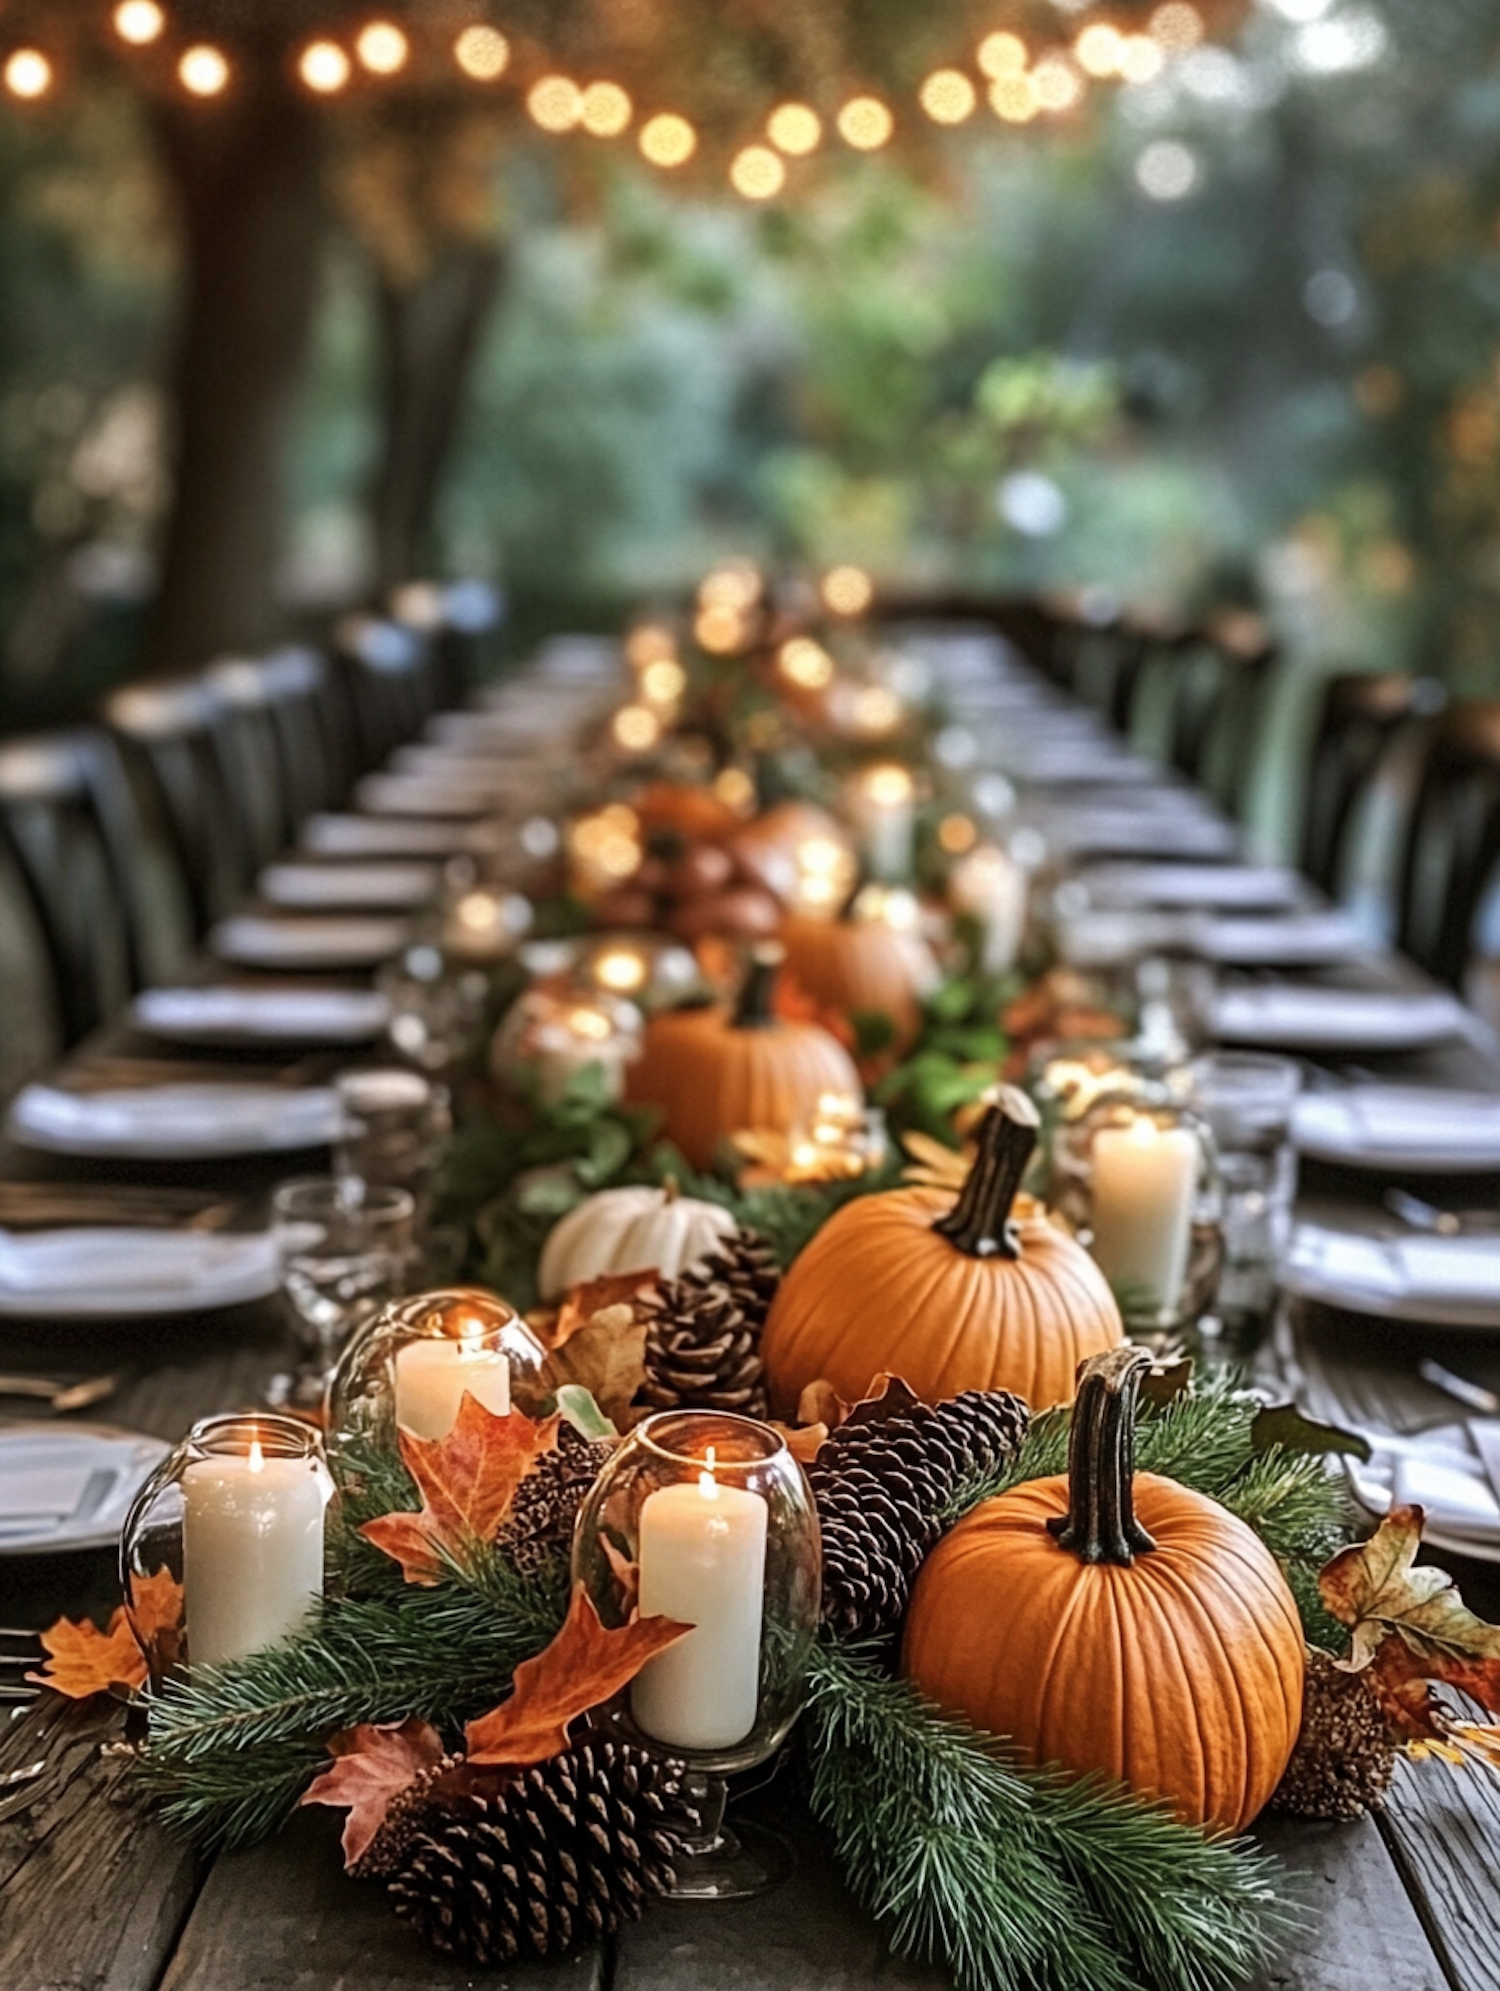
[529,74,583,130]
[1075,24,1124,77]
[1032,55,1084,113]
[299,41,351,93]
[990,74,1039,123]
[920,68,977,124]
[113,2,165,47]
[1149,3,1205,53]
[454,25,509,81]
[821,564,874,616]
[977,32,1028,79]
[4,49,52,98]
[838,96,894,149]
[179,45,230,96]
[355,21,409,75]
[639,112,696,167]
[730,144,785,199]
[581,81,632,136]
[768,102,821,155]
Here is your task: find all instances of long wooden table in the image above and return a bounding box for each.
[3,633,1498,1991]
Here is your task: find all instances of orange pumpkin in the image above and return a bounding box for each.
[903,1347,1305,1835]
[729,802,857,906]
[623,946,861,1170]
[633,781,743,846]
[781,901,935,1051]
[762,1092,1122,1414]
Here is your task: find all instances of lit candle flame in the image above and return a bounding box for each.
[248,1435,265,1474]
[697,1444,719,1498]
[459,1318,487,1360]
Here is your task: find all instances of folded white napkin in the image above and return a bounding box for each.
[1192,911,1371,966]
[0,1226,279,1315]
[134,986,390,1041]
[1212,985,1466,1049]
[0,1461,94,1523]
[1083,862,1305,911]
[8,1082,341,1157]
[212,915,409,968]
[1348,1422,1500,1543]
[1286,1222,1500,1318]
[354,773,497,818]
[301,814,476,858]
[259,861,437,910]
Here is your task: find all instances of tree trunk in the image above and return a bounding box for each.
[368,237,505,592]
[145,73,328,676]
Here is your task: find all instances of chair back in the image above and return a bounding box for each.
[1300,672,1445,898]
[333,615,437,771]
[1396,700,1500,988]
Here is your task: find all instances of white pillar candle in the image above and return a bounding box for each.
[1089,1114,1199,1317]
[632,1458,768,1752]
[394,1332,511,1440]
[534,1004,625,1106]
[182,1440,326,1671]
[847,765,916,882]
[950,843,1028,974]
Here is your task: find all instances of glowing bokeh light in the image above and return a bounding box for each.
[179,44,231,95]
[837,96,894,150]
[768,102,821,155]
[299,41,351,93]
[990,73,1039,122]
[1075,23,1124,76]
[920,68,977,124]
[356,21,409,74]
[730,145,786,199]
[639,112,696,167]
[1149,3,1205,53]
[4,49,51,98]
[821,565,874,616]
[1031,55,1084,112]
[778,638,836,691]
[454,26,509,81]
[613,704,662,753]
[113,2,166,47]
[978,31,1028,78]
[581,81,632,135]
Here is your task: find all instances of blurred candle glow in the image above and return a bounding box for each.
[114,2,166,46]
[356,20,409,73]
[847,763,916,880]
[454,26,509,80]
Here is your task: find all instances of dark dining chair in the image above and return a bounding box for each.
[1299,671,1446,900]
[1394,700,1500,990]
[389,579,505,709]
[1163,610,1280,818]
[0,731,153,1048]
[332,614,437,771]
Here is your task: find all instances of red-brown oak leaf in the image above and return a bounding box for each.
[360,1396,561,1585]
[464,1585,688,1768]
[301,1717,444,1871]
[1322,1503,1500,1676]
[27,1608,146,1699]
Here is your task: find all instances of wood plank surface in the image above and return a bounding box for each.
[0,1696,203,1991]
[157,1810,602,1991]
[1250,1816,1445,1991]
[1380,1751,1500,1991]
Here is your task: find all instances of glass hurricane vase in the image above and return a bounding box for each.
[572,1409,822,1901]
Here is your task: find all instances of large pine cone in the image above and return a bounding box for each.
[496,1423,616,1575]
[1271,1647,1397,1819]
[636,1231,778,1418]
[809,1390,1030,1641]
[382,1737,703,1965]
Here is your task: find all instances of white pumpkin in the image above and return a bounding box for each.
[538,1183,740,1300]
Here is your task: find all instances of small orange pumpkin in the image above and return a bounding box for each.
[729,802,857,906]
[762,1092,1122,1414]
[781,898,936,1051]
[903,1347,1304,1834]
[623,946,862,1170]
[633,781,743,846]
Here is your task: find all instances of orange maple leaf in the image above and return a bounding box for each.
[28,1607,147,1699]
[463,1585,689,1768]
[360,1396,561,1586]
[301,1716,445,1871]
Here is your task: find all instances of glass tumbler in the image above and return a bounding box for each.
[272,1177,414,1397]
[1188,1051,1302,1352]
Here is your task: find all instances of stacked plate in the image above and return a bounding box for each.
[0,1424,169,1554]
[133,985,390,1047]
[211,914,410,971]
[8,1080,342,1158]
[0,1225,279,1317]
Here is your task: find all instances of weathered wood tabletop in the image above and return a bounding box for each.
[3,636,1498,1991]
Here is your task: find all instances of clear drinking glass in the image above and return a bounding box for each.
[272,1178,414,1395]
[377,941,491,1075]
[334,1067,452,1213]
[1187,1052,1302,1352]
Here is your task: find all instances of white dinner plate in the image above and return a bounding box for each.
[259,861,439,912]
[0,1226,280,1318]
[354,773,497,819]
[8,1081,342,1158]
[131,986,391,1047]
[211,915,410,971]
[1080,861,1307,912]
[1211,984,1469,1052]
[1343,1421,1500,1561]
[301,814,481,859]
[1189,911,1372,968]
[0,1423,170,1555]
[1043,811,1241,861]
[1284,1216,1500,1329]
[1294,1085,1500,1172]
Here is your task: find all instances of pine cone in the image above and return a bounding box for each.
[382,1737,703,1965]
[810,1390,1030,1641]
[636,1231,778,1418]
[496,1423,616,1576]
[1271,1647,1398,1819]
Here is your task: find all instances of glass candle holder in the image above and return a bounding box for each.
[325,1287,549,1474]
[572,1409,821,1900]
[121,1413,333,1685]
[1072,1096,1222,1341]
[489,978,644,1107]
[377,942,491,1076]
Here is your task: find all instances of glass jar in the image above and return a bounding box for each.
[325,1287,548,1477]
[572,1409,821,1898]
[121,1413,333,1684]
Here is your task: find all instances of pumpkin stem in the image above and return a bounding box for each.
[1046,1345,1157,1566]
[662,1175,680,1204]
[931,1090,1038,1261]
[733,943,784,1030]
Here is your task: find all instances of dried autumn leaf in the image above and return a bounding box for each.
[463,1586,688,1769]
[302,1716,444,1871]
[553,1269,659,1348]
[774,1421,830,1463]
[601,1534,640,1615]
[361,1396,561,1585]
[796,1378,852,1431]
[1321,1503,1500,1676]
[129,1566,184,1645]
[844,1373,924,1430]
[544,1302,650,1434]
[28,1607,146,1699]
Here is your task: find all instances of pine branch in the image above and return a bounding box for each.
[806,1641,1291,1991]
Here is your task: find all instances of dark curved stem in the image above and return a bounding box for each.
[1047,1346,1156,1565]
[733,946,783,1031]
[932,1096,1038,1260]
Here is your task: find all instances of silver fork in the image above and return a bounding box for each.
[0,1373,119,1413]
[0,1627,42,1703]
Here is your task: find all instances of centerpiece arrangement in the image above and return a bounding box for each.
[34,564,1500,1991]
